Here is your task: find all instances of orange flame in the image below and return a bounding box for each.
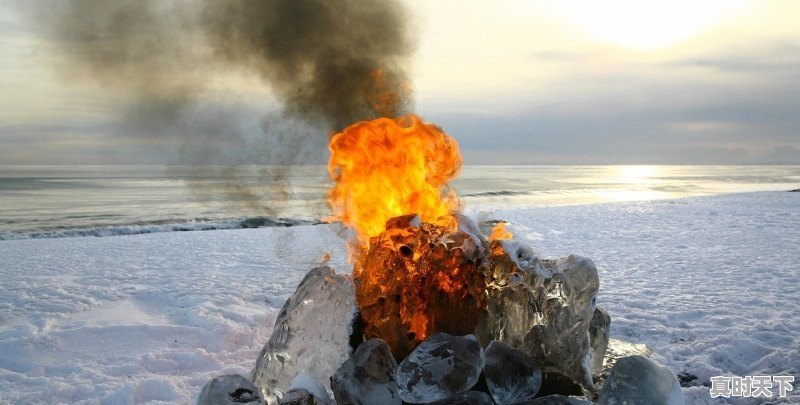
[327,114,462,249]
[362,69,406,119]
[489,222,513,241]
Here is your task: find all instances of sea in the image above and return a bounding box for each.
[1,165,799,240]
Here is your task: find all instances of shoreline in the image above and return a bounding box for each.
[3,189,798,242]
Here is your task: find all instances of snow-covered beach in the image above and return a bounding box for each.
[1,191,798,404]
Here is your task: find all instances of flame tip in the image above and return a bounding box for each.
[327,114,463,256]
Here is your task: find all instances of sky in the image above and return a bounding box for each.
[0,0,799,165]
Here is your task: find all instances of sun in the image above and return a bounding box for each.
[618,165,660,182]
[553,0,750,50]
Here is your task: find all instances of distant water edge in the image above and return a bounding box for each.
[0,217,319,241]
[1,165,798,240]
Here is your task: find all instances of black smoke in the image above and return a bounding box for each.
[18,0,415,216]
[203,0,414,129]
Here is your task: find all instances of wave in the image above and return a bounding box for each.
[0,217,321,241]
[463,190,531,197]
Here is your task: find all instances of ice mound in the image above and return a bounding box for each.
[479,242,599,391]
[251,266,357,402]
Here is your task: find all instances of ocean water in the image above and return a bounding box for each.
[1,165,798,239]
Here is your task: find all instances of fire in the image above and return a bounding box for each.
[327,114,462,249]
[327,114,490,358]
[489,222,513,241]
[354,214,486,358]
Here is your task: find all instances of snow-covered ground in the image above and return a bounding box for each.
[0,191,798,404]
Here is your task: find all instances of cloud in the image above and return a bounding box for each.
[753,145,800,164]
[668,41,800,74]
[414,29,800,165]
[423,67,800,164]
[2,0,800,167]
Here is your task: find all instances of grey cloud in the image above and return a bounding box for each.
[423,68,800,164]
[755,145,800,164]
[669,40,800,73]
[675,56,800,74]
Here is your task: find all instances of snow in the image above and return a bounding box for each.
[287,372,331,403]
[1,191,798,404]
[0,225,350,404]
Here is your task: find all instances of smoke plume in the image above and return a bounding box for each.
[19,0,415,216]
[203,0,414,129]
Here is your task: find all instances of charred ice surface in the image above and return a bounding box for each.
[478,239,600,392]
[354,214,487,359]
[251,266,357,402]
[352,213,602,393]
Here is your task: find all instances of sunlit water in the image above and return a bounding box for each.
[1,165,798,239]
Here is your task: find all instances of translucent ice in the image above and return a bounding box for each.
[428,390,495,405]
[283,373,330,405]
[197,374,261,405]
[331,338,401,405]
[484,340,542,404]
[598,355,683,405]
[251,266,357,400]
[396,333,485,404]
[589,307,610,374]
[479,249,599,391]
[519,394,597,404]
